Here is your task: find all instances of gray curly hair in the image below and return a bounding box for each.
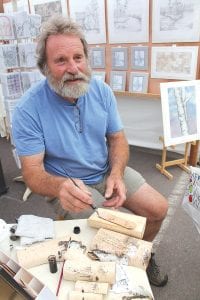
[36,16,88,75]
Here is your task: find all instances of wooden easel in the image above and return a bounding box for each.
[156,136,192,180]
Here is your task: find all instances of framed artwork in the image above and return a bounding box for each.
[160,80,200,147]
[3,0,29,13]
[0,45,19,70]
[110,71,126,92]
[152,0,200,42]
[0,14,15,40]
[89,47,105,69]
[21,71,45,92]
[92,71,106,82]
[129,72,149,93]
[107,0,149,43]
[111,47,128,70]
[13,11,41,39]
[0,73,23,98]
[131,46,148,70]
[69,0,106,44]
[30,0,68,23]
[151,46,198,80]
[18,43,37,68]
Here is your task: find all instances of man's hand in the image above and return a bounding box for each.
[58,178,93,212]
[103,174,126,208]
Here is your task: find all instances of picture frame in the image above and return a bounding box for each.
[152,0,200,43]
[29,0,68,23]
[129,72,149,93]
[0,14,15,40]
[68,0,106,44]
[110,71,126,92]
[151,46,198,80]
[92,71,106,82]
[0,44,19,70]
[131,46,148,70]
[111,47,128,70]
[160,80,200,147]
[107,0,149,43]
[89,47,105,69]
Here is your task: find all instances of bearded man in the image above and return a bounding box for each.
[12,16,168,287]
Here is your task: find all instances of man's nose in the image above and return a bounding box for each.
[66,60,79,74]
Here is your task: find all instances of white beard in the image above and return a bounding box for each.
[46,68,92,99]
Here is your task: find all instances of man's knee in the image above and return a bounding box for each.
[156,197,168,221]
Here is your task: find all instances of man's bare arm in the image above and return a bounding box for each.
[103,130,129,208]
[107,130,129,178]
[20,153,65,198]
[20,153,93,212]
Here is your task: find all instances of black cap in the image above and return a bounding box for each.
[73,226,80,234]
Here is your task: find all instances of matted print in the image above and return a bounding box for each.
[18,43,37,68]
[92,71,106,81]
[0,72,23,98]
[69,0,106,44]
[131,46,148,70]
[30,0,67,23]
[0,14,15,40]
[111,47,128,70]
[13,11,41,39]
[89,47,105,69]
[151,46,198,80]
[107,0,149,43]
[129,72,148,93]
[0,44,18,70]
[3,0,29,13]
[110,71,126,92]
[152,0,200,42]
[160,80,200,147]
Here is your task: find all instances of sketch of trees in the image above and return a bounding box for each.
[134,50,145,67]
[0,14,15,40]
[13,11,41,38]
[132,76,143,92]
[107,0,149,43]
[69,0,106,44]
[18,43,37,68]
[160,81,199,147]
[167,85,198,140]
[152,0,200,42]
[160,1,191,31]
[110,71,126,91]
[172,87,191,136]
[129,72,148,93]
[89,47,105,68]
[113,0,141,31]
[34,1,62,23]
[0,45,18,69]
[74,0,100,33]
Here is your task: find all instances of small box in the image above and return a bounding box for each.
[0,250,57,299]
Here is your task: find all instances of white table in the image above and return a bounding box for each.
[29,219,97,300]
[0,219,153,300]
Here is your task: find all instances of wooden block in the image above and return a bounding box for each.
[89,228,152,270]
[63,260,116,284]
[63,248,91,262]
[87,208,146,239]
[17,236,85,269]
[75,281,109,294]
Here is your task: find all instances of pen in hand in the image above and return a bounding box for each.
[63,169,96,210]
